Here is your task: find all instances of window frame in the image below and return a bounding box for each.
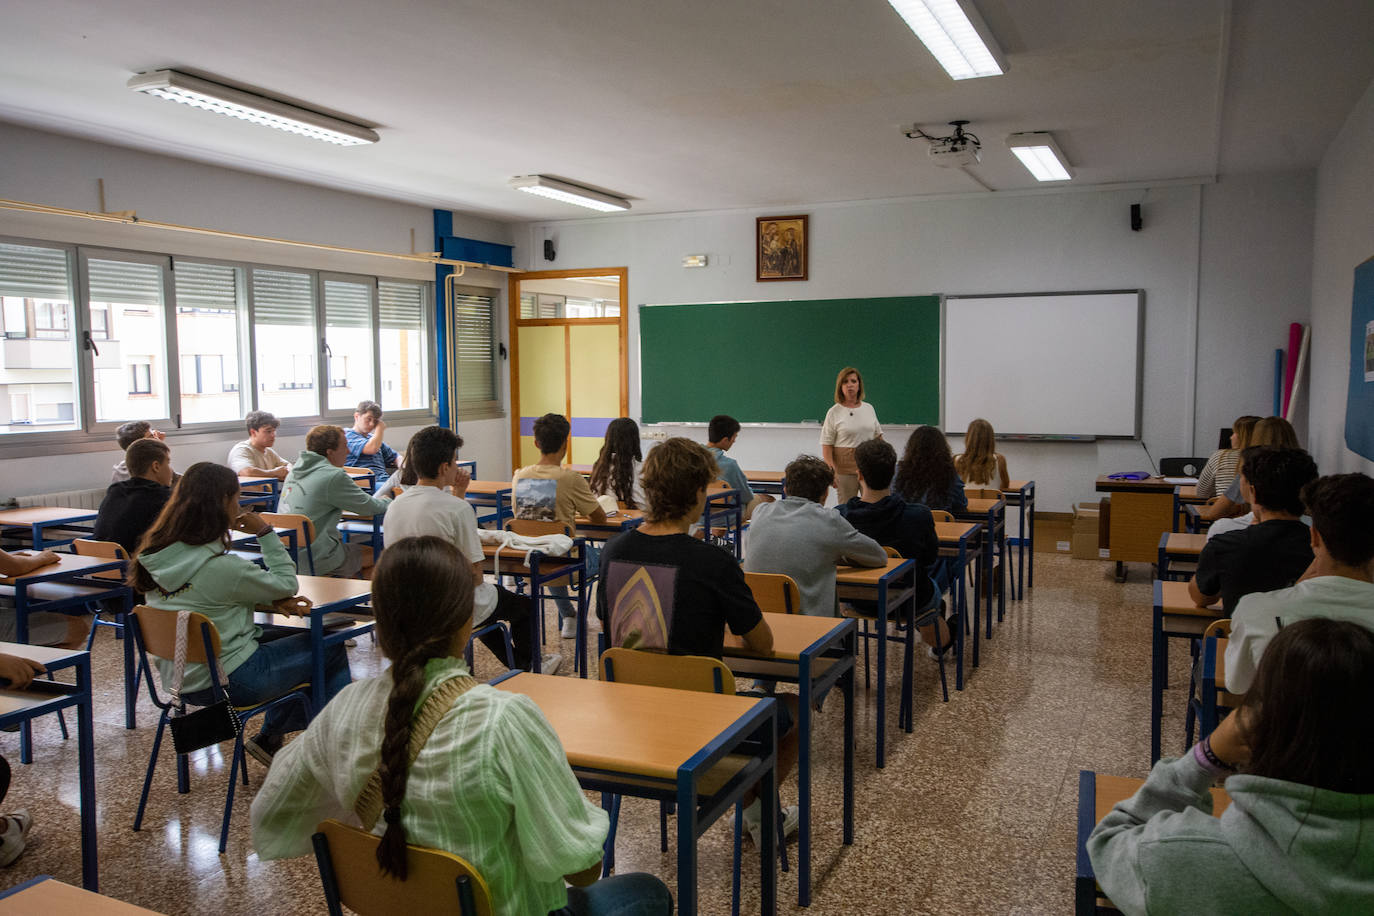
[0,234,439,457]
[449,281,504,422]
[318,270,380,420]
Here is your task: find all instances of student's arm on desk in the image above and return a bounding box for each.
[0,548,60,577]
[835,519,888,568]
[1188,543,1223,608]
[1187,577,1220,608]
[741,618,774,655]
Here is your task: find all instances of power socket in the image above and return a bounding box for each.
[643,430,669,441]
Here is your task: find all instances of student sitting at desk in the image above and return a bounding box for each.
[131,462,351,765]
[1088,617,1374,914]
[589,417,646,510]
[344,400,399,492]
[1188,447,1317,615]
[1199,416,1300,524]
[513,413,605,640]
[1194,414,1259,500]
[110,419,165,484]
[704,415,773,520]
[384,426,556,675]
[0,548,61,646]
[280,425,393,578]
[228,410,291,481]
[954,418,1010,493]
[893,426,968,514]
[252,536,672,916]
[597,437,800,845]
[838,439,950,653]
[1225,472,1374,694]
[745,454,887,617]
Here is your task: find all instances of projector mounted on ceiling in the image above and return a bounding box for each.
[903,120,982,168]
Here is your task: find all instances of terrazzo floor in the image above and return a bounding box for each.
[0,551,1194,914]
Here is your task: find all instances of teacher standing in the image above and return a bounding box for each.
[820,366,883,504]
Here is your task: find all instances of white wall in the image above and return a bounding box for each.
[521,177,1317,511]
[0,122,515,496]
[1308,76,1374,475]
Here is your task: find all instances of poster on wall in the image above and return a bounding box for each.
[1346,255,1374,460]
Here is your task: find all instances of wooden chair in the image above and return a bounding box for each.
[1185,618,1233,747]
[71,538,129,647]
[744,571,802,615]
[930,509,954,522]
[129,605,313,853]
[311,818,493,916]
[260,512,316,574]
[599,647,780,916]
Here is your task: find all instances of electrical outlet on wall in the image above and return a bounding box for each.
[643,429,669,440]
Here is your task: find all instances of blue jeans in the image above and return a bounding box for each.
[184,630,351,738]
[551,873,673,916]
[551,544,600,622]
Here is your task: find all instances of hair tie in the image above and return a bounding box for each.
[383,806,402,824]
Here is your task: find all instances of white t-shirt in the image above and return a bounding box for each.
[228,439,289,474]
[819,402,882,449]
[1225,575,1374,694]
[383,485,498,624]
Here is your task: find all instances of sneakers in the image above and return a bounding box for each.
[244,732,283,767]
[560,618,578,639]
[540,653,565,675]
[743,800,800,847]
[0,809,32,867]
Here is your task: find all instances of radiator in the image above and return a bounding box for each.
[16,488,108,510]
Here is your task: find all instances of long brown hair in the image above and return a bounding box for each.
[833,366,864,404]
[894,426,958,509]
[1230,415,1261,451]
[955,418,997,485]
[1250,416,1300,449]
[589,418,642,508]
[128,462,238,594]
[1238,617,1374,793]
[371,536,474,878]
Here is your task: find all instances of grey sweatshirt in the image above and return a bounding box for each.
[743,496,886,616]
[1088,751,1374,914]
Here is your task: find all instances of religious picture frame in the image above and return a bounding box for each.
[756,214,808,282]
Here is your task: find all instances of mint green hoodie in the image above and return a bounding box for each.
[138,531,298,693]
[278,451,391,576]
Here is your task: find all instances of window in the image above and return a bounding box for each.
[379,279,430,412]
[129,361,152,395]
[322,276,374,411]
[450,285,501,419]
[0,242,81,434]
[328,355,349,388]
[89,306,110,340]
[84,254,170,423]
[252,268,317,418]
[174,261,244,423]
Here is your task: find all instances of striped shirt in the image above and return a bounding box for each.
[1195,448,1241,499]
[250,657,607,915]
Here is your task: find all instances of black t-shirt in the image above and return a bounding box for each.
[1194,519,1313,614]
[93,477,171,554]
[596,529,762,659]
[838,494,938,606]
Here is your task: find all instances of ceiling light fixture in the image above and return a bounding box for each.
[1006,132,1073,181]
[127,69,378,146]
[885,0,1006,80]
[508,175,630,212]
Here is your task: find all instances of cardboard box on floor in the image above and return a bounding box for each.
[1072,502,1105,559]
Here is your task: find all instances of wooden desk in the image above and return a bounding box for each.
[1151,579,1223,764]
[339,511,383,554]
[479,542,587,676]
[0,644,98,890]
[463,480,512,529]
[342,465,375,490]
[0,506,98,550]
[1157,532,1206,581]
[935,520,981,689]
[575,508,645,541]
[1095,477,1179,580]
[703,485,743,559]
[835,557,916,769]
[1,553,135,741]
[956,496,1006,638]
[288,575,373,709]
[723,614,856,907]
[237,475,279,509]
[492,672,778,915]
[1075,770,1230,914]
[0,876,160,913]
[1002,479,1036,597]
[743,469,785,497]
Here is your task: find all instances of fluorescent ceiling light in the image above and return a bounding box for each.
[1006,132,1073,181]
[508,175,630,212]
[886,0,1006,80]
[127,69,378,146]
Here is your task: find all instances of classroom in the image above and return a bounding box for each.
[1,1,1373,913]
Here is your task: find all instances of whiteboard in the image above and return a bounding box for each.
[943,291,1142,438]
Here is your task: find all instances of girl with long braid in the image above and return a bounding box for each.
[251,536,672,915]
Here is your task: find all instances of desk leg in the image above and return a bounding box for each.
[971,544,982,670]
[842,647,854,846]
[1151,602,1165,766]
[797,653,813,907]
[996,521,1006,623]
[529,556,545,674]
[311,613,326,712]
[954,547,966,691]
[123,590,136,729]
[984,525,995,639]
[77,654,98,891]
[876,579,888,769]
[16,587,32,764]
[1016,494,1026,600]
[1027,486,1036,591]
[676,775,698,915]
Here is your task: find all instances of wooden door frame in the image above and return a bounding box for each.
[507,267,629,467]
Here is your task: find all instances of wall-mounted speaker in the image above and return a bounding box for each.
[543,239,556,261]
[1130,203,1142,232]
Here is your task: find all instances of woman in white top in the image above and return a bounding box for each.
[820,366,882,504]
[588,418,646,510]
[954,418,1010,492]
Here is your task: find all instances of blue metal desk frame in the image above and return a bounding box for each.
[1150,580,1221,764]
[481,542,589,676]
[835,557,916,769]
[0,509,98,550]
[1002,480,1035,598]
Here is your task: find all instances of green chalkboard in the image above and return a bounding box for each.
[639,296,940,425]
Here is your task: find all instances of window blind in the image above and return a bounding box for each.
[323,279,371,328]
[453,291,496,404]
[0,243,70,300]
[174,261,238,311]
[88,259,162,306]
[379,280,424,329]
[251,269,314,326]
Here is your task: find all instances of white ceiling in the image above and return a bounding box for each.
[2,0,1372,223]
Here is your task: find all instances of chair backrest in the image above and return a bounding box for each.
[600,647,736,694]
[1160,457,1207,477]
[744,571,803,615]
[930,510,954,523]
[312,819,494,916]
[132,604,221,664]
[882,546,903,559]
[503,518,573,538]
[1203,618,1232,639]
[966,488,1001,500]
[72,538,128,581]
[261,512,317,573]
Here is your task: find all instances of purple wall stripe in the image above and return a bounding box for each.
[519,416,616,438]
